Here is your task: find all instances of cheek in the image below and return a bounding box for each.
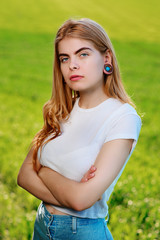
[60,65,67,78]
[90,60,104,77]
[90,56,104,69]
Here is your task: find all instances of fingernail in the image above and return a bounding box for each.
[90,173,95,177]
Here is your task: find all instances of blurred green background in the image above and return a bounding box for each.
[0,0,159,239]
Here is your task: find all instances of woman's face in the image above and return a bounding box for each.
[58,37,107,94]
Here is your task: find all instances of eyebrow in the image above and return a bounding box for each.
[58,47,93,58]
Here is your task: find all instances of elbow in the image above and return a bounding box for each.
[72,204,88,212]
[17,171,22,187]
[71,201,91,212]
[17,170,25,188]
[69,201,83,212]
[69,194,92,212]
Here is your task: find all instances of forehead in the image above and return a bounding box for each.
[58,37,95,54]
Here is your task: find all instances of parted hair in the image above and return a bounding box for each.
[32,18,134,168]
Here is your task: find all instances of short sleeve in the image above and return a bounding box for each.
[104,113,142,151]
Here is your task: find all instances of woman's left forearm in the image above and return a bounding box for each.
[38,139,133,211]
[38,167,92,211]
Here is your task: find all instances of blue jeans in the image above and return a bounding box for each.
[32,202,113,240]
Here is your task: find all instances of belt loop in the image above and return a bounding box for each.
[72,217,77,234]
[105,212,109,223]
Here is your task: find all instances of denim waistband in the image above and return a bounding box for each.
[33,203,113,239]
[42,202,106,224]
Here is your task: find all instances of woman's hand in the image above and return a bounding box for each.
[80,165,97,183]
[80,165,103,200]
[38,139,133,211]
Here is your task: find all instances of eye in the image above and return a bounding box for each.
[80,52,89,57]
[60,57,69,63]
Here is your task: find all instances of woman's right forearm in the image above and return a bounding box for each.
[17,147,63,207]
[17,165,62,206]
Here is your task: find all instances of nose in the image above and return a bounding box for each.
[69,59,79,71]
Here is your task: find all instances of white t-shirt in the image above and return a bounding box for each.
[38,97,141,218]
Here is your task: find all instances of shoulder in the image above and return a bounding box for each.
[104,101,142,146]
[118,103,141,126]
[109,98,141,122]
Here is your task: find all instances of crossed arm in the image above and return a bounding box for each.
[17,147,96,207]
[17,139,133,211]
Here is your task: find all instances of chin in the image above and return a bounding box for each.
[68,83,90,93]
[69,85,85,92]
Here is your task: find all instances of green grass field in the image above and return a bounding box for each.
[0,0,160,239]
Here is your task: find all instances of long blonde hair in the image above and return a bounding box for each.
[32,18,134,167]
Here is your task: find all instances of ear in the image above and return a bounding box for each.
[103,49,112,65]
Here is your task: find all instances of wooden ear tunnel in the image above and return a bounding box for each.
[104,64,113,74]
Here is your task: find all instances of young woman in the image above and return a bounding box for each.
[17,18,141,239]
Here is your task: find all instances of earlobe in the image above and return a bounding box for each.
[104,64,113,75]
[103,49,113,75]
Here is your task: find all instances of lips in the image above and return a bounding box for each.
[69,75,84,81]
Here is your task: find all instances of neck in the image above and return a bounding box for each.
[79,89,109,109]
